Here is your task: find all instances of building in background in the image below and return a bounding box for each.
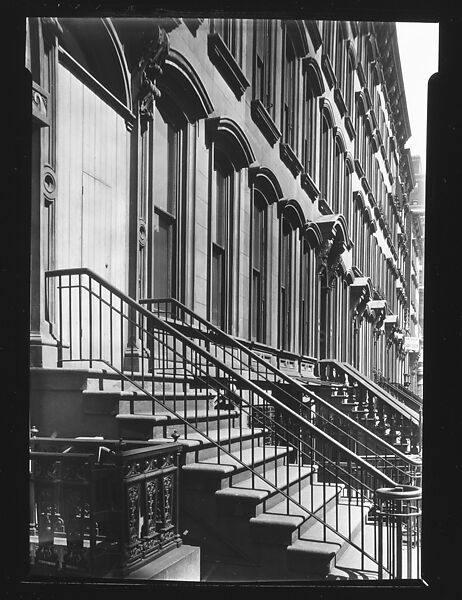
[407,155,425,397]
[27,17,422,582]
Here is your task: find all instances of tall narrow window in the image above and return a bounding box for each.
[279,217,293,350]
[300,240,312,356]
[333,140,343,213]
[211,154,234,330]
[251,191,267,342]
[302,74,317,177]
[152,112,184,299]
[345,54,355,117]
[282,29,299,152]
[212,18,242,65]
[320,114,331,201]
[254,19,276,120]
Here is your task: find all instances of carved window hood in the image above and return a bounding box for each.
[334,87,348,117]
[321,53,337,89]
[356,62,366,88]
[279,142,303,177]
[207,33,250,99]
[368,299,387,327]
[306,20,322,51]
[345,115,356,140]
[361,176,371,195]
[354,159,365,179]
[363,88,373,112]
[301,171,320,202]
[250,99,282,146]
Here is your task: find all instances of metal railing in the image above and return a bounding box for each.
[376,486,422,579]
[45,268,420,577]
[29,436,182,578]
[320,360,421,456]
[375,375,422,413]
[141,297,420,486]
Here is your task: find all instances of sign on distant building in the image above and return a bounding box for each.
[404,336,420,352]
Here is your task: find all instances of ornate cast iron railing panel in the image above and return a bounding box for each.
[29,437,182,578]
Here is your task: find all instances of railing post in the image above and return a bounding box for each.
[375,485,422,579]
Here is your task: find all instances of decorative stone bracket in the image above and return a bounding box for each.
[135,25,170,124]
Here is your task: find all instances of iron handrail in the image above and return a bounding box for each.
[321,359,420,424]
[376,377,422,412]
[46,268,399,486]
[45,268,413,573]
[140,296,420,472]
[72,357,386,568]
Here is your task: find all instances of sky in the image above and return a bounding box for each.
[396,22,439,168]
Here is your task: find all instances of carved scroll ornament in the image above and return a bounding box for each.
[137,26,170,122]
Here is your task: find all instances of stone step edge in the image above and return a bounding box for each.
[182,446,289,478]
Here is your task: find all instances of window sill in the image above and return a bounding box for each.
[301,172,320,202]
[279,142,303,177]
[321,53,337,89]
[207,32,250,99]
[250,99,281,146]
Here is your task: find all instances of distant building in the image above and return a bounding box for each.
[407,155,425,396]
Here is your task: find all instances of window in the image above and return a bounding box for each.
[345,53,355,117]
[300,240,313,356]
[212,18,242,65]
[320,113,332,200]
[251,191,267,342]
[321,21,336,62]
[343,160,353,227]
[253,19,276,120]
[279,217,293,351]
[152,110,186,300]
[282,27,300,152]
[334,23,345,88]
[302,73,318,177]
[211,153,235,331]
[333,140,344,213]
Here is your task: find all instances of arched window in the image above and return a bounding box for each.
[301,62,323,178]
[249,167,282,343]
[212,152,235,330]
[148,50,213,304]
[151,104,188,300]
[300,238,315,356]
[251,190,268,342]
[343,157,354,230]
[206,117,255,333]
[279,216,293,351]
[320,112,332,201]
[333,139,344,213]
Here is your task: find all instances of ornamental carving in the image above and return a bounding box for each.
[127,484,140,545]
[316,238,333,273]
[137,26,170,123]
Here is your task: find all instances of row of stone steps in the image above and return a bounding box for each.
[31,366,378,580]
